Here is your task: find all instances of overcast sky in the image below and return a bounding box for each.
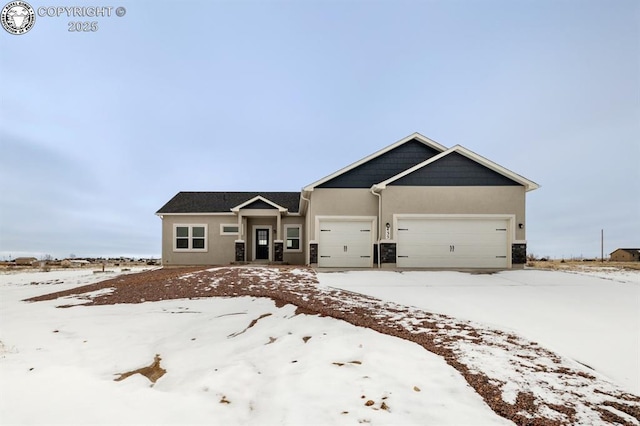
[1,0,638,260]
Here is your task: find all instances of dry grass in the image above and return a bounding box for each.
[527,260,640,271]
[0,260,157,272]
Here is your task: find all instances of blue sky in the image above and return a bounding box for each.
[1,0,638,260]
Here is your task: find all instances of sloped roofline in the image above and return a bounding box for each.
[610,248,640,254]
[230,195,288,212]
[372,145,540,192]
[302,132,447,192]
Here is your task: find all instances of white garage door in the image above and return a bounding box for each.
[318,220,373,267]
[396,217,509,268]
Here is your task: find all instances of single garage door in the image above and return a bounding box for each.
[318,220,373,267]
[396,217,509,268]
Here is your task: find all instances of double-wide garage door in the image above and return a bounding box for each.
[318,220,373,268]
[396,217,510,268]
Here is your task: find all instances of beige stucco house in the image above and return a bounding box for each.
[610,248,640,262]
[157,133,539,269]
[14,257,38,266]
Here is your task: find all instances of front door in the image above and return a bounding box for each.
[255,228,269,260]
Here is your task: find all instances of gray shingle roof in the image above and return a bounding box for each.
[156,192,301,214]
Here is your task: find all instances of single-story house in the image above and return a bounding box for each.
[14,257,38,266]
[157,133,539,269]
[610,248,640,262]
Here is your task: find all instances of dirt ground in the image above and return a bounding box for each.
[25,266,640,426]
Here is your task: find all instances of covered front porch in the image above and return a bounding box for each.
[231,196,291,264]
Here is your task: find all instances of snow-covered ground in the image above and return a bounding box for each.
[0,268,509,425]
[318,268,640,395]
[1,266,638,425]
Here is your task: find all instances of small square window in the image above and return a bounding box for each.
[192,227,205,238]
[287,239,300,250]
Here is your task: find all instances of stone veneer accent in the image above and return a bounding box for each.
[235,241,245,262]
[309,241,524,267]
[380,242,397,264]
[274,241,284,262]
[309,243,318,264]
[512,243,527,264]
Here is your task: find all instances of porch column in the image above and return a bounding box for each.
[274,241,284,262]
[237,212,243,239]
[274,212,283,262]
[276,212,281,239]
[235,240,245,262]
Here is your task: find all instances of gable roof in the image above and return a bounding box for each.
[303,132,447,191]
[373,145,540,192]
[230,195,288,212]
[156,192,301,214]
[610,248,640,255]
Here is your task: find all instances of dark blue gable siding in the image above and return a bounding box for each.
[390,152,522,186]
[317,139,441,188]
[242,199,277,209]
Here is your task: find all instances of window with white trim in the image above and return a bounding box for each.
[220,224,239,235]
[174,224,207,251]
[284,224,302,252]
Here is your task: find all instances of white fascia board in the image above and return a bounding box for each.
[375,145,540,192]
[157,212,235,216]
[230,195,288,213]
[303,132,447,191]
[374,149,452,189]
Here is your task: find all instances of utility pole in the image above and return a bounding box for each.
[601,229,604,263]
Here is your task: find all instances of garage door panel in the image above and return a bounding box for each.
[397,218,509,268]
[318,220,373,268]
[319,254,371,268]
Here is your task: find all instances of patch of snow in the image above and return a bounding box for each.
[318,268,640,395]
[0,269,512,425]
